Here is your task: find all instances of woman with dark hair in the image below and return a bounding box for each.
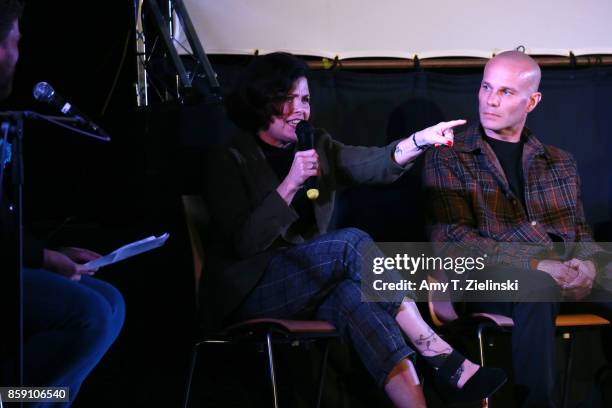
[203,52,505,407]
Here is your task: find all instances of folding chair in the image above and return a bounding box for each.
[181,195,339,408]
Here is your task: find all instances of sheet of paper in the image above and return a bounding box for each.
[85,233,170,269]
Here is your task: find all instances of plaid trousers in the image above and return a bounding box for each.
[232,228,414,386]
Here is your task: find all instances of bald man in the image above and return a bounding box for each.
[424,51,612,407]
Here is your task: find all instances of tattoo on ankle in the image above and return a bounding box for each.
[415,330,452,354]
[416,329,453,369]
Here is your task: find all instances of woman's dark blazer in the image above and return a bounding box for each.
[201,128,411,329]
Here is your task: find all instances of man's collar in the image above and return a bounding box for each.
[453,125,483,153]
[455,124,549,158]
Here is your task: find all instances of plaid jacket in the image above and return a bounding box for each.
[424,125,602,269]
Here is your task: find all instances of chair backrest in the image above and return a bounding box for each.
[182,195,210,309]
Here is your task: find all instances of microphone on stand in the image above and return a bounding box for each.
[295,120,319,200]
[32,82,110,138]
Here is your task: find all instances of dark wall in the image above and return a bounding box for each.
[0,1,142,227]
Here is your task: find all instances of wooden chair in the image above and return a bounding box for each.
[427,273,610,408]
[181,195,339,408]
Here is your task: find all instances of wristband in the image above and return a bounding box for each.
[412,133,426,150]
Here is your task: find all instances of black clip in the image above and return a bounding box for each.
[569,52,577,69]
[413,55,421,71]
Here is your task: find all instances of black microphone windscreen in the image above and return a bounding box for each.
[32,82,55,103]
[295,120,313,149]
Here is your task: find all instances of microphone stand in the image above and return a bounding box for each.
[0,111,111,142]
[0,110,110,391]
[0,112,24,391]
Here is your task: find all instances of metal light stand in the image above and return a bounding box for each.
[133,0,221,107]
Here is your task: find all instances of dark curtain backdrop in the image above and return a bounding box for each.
[188,63,612,241]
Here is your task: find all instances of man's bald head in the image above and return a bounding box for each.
[478,50,543,141]
[486,51,541,93]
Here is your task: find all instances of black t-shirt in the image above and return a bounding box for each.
[485,135,526,208]
[256,138,316,237]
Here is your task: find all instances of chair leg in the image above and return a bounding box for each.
[477,324,487,366]
[315,340,330,408]
[561,332,575,408]
[265,332,280,408]
[183,342,203,408]
[477,324,490,408]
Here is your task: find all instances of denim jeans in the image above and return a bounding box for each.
[14,268,125,407]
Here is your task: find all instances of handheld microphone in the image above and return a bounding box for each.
[295,120,319,200]
[32,82,110,138]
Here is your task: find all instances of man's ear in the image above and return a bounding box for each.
[527,92,542,113]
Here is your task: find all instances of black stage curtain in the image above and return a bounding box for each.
[192,63,612,241]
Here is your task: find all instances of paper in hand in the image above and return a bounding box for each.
[85,233,170,269]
